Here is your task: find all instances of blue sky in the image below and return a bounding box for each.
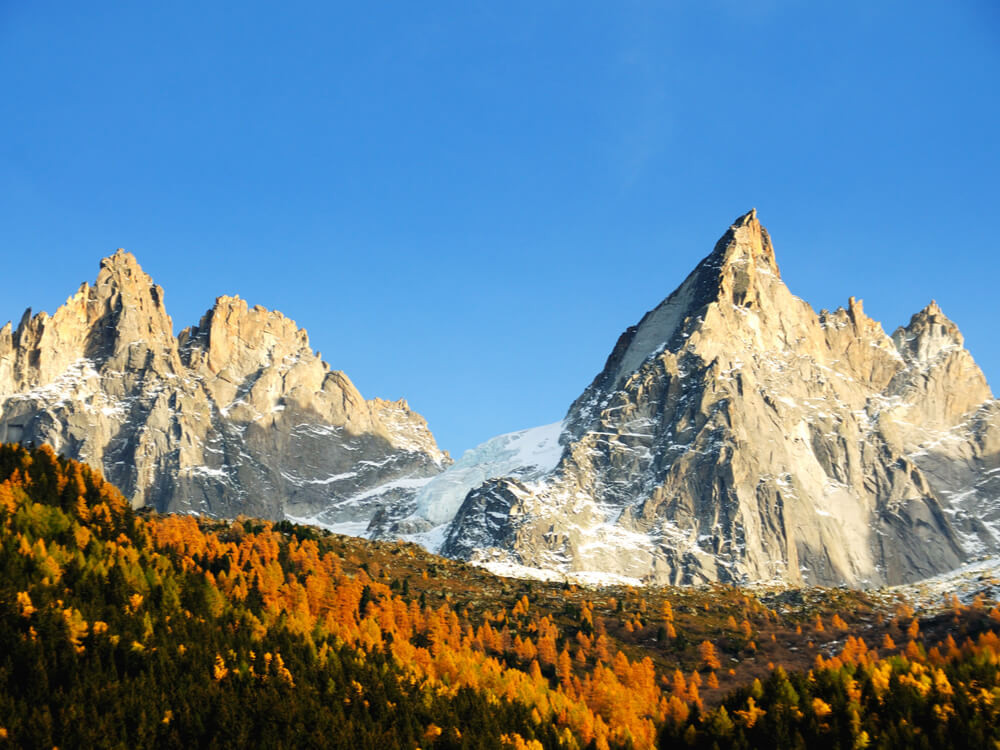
[1,1,997,456]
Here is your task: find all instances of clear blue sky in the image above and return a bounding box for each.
[2,1,998,456]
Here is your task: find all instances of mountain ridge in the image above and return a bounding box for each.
[0,250,449,523]
[0,214,995,590]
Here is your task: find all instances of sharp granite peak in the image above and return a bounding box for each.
[0,250,450,524]
[396,210,998,588]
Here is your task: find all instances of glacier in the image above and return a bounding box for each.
[367,421,566,551]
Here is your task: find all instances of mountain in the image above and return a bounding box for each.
[417,210,998,587]
[0,250,449,525]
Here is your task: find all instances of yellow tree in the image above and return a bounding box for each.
[698,640,721,670]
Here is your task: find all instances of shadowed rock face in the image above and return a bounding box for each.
[0,250,449,523]
[441,210,998,587]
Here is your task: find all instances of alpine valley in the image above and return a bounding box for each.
[1,211,997,589]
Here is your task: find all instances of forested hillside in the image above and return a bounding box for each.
[1,443,999,749]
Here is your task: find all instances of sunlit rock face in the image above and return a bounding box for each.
[0,250,449,524]
[438,210,997,587]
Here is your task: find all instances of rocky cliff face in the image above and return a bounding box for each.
[435,210,998,587]
[0,250,449,524]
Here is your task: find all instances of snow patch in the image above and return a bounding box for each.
[400,523,451,554]
[280,470,358,486]
[287,516,371,539]
[472,556,645,588]
[347,475,436,504]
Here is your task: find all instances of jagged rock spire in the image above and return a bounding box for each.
[707,208,780,277]
[893,300,966,363]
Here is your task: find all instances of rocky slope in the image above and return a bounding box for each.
[428,210,998,587]
[0,250,449,524]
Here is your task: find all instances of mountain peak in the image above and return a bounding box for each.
[577,210,789,394]
[98,248,150,286]
[733,207,758,226]
[893,299,965,364]
[915,299,945,321]
[89,250,175,351]
[102,247,137,265]
[709,208,779,278]
[0,251,178,387]
[179,293,312,377]
[93,249,168,317]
